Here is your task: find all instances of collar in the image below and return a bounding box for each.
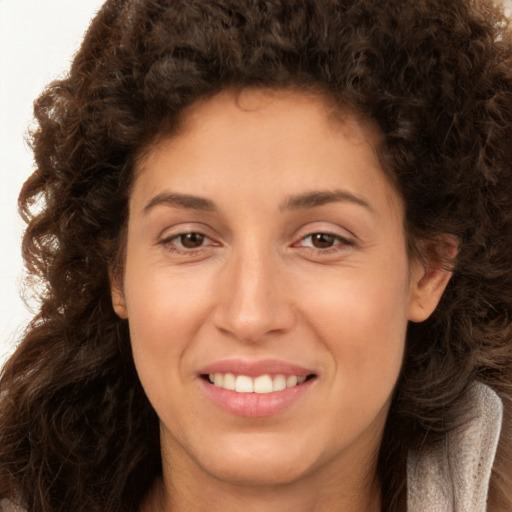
[407,382,503,511]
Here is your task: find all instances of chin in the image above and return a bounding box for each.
[203,458,311,487]
[190,437,318,487]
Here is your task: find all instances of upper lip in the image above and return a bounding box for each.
[199,358,315,377]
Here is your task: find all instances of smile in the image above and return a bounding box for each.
[207,373,308,393]
[198,359,316,417]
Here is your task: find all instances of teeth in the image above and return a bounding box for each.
[235,375,254,393]
[253,375,273,393]
[208,373,309,393]
[223,373,236,390]
[286,375,298,387]
[273,374,287,391]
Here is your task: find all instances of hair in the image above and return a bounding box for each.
[1,0,512,510]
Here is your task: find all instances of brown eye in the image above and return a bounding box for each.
[310,233,337,248]
[179,233,205,248]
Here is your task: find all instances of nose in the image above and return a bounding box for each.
[213,245,296,343]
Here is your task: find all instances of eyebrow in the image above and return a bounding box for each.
[142,189,374,215]
[143,192,217,213]
[280,190,374,213]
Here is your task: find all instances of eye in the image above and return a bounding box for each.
[304,233,339,249]
[160,231,215,252]
[299,232,351,250]
[176,232,206,249]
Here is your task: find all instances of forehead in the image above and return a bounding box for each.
[132,88,402,219]
[177,88,381,149]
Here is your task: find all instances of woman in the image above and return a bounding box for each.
[1,0,511,510]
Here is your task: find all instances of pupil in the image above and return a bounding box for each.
[181,233,204,248]
[312,233,335,248]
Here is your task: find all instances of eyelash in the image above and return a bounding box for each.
[159,231,355,256]
[294,232,356,254]
[159,232,218,255]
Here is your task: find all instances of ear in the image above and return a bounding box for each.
[110,271,128,319]
[408,236,458,323]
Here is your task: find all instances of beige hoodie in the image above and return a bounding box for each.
[408,383,503,511]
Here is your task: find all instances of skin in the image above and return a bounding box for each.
[111,88,452,512]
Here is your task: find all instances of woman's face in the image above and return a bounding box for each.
[112,89,448,493]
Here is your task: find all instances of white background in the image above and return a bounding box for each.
[1,0,511,367]
[0,0,106,365]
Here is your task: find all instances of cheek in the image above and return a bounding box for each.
[126,278,207,353]
[124,241,213,333]
[121,258,215,397]
[298,260,410,389]
[301,261,410,338]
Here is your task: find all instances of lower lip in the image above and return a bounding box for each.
[200,378,314,417]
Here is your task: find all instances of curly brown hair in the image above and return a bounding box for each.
[1,0,512,510]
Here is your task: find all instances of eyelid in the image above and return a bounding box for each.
[162,232,214,246]
[293,222,356,242]
[300,232,351,244]
[157,224,222,253]
[290,223,359,256]
[295,232,355,249]
[156,222,215,241]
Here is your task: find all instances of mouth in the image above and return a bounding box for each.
[198,360,317,417]
[201,372,316,393]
